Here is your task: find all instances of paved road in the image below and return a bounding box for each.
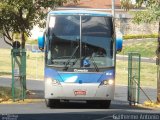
[116,54,156,63]
[0,100,160,120]
[0,77,159,120]
[0,77,157,103]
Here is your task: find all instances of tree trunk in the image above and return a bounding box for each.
[21,32,26,49]
[157,21,160,103]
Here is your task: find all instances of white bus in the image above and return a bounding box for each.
[38,10,123,108]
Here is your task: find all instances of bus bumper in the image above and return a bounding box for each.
[45,83,115,100]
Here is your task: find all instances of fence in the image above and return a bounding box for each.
[128,52,141,105]
[26,45,44,80]
[11,49,26,101]
[0,47,44,80]
[0,46,44,101]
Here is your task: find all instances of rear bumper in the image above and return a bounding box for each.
[45,83,115,100]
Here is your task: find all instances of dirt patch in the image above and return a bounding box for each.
[0,99,44,104]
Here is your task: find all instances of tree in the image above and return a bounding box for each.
[120,0,160,102]
[0,0,79,48]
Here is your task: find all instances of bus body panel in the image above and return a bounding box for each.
[45,83,114,100]
[44,67,115,100]
[48,10,112,17]
[45,68,115,83]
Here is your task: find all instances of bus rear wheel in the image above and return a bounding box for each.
[45,99,60,108]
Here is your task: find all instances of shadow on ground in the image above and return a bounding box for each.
[0,105,156,120]
[27,90,152,111]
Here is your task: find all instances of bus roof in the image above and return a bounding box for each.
[48,10,112,17]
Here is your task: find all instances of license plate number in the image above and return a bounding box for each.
[74,90,86,95]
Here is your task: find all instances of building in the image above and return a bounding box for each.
[66,0,121,9]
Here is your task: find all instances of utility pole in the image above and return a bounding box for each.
[112,0,115,17]
[157,22,160,103]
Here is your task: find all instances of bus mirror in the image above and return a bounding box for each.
[116,37,123,52]
[116,30,123,52]
[38,34,45,50]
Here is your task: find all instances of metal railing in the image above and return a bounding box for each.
[11,49,26,101]
[128,52,141,105]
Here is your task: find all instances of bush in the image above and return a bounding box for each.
[123,33,158,40]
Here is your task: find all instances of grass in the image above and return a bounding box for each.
[26,51,44,79]
[116,60,157,88]
[0,49,12,76]
[0,48,44,79]
[123,34,158,40]
[120,40,157,58]
[0,86,43,103]
[26,39,38,45]
[0,86,27,102]
[0,86,12,102]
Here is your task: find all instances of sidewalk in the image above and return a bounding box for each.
[116,54,156,63]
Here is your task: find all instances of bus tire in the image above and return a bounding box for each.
[45,99,60,108]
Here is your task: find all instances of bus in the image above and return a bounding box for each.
[38,9,123,108]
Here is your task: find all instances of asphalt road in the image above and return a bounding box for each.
[0,77,157,102]
[0,100,160,120]
[116,54,156,63]
[0,77,159,120]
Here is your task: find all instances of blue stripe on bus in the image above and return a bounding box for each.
[45,68,115,83]
[49,10,112,17]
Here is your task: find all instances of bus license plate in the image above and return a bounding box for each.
[74,90,86,95]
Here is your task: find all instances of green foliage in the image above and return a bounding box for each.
[0,0,79,48]
[120,0,134,11]
[26,39,38,45]
[121,0,160,23]
[120,40,157,58]
[13,32,28,41]
[132,1,160,24]
[123,33,158,39]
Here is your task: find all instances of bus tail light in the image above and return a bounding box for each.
[100,79,114,86]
